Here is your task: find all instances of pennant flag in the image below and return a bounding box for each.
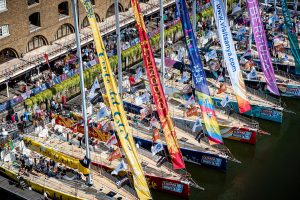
[247,67,257,79]
[185,105,198,117]
[192,118,202,132]
[177,47,185,61]
[9,140,14,150]
[151,143,164,156]
[231,3,242,15]
[105,134,118,148]
[44,53,51,68]
[241,49,252,59]
[217,83,227,94]
[88,78,100,99]
[176,0,224,145]
[205,49,217,62]
[134,67,143,81]
[185,95,196,107]
[211,0,251,113]
[97,104,110,119]
[132,0,185,170]
[150,116,160,129]
[152,129,160,142]
[108,148,122,162]
[179,71,190,83]
[220,94,230,107]
[246,0,280,95]
[111,160,128,175]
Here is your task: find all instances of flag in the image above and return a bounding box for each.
[111,160,127,175]
[283,54,289,63]
[217,83,227,94]
[192,118,202,132]
[72,126,78,133]
[273,35,283,46]
[140,105,152,119]
[152,129,160,142]
[151,143,164,156]
[247,67,257,79]
[179,71,190,83]
[102,121,114,132]
[97,105,110,119]
[9,140,14,150]
[88,78,100,99]
[185,95,196,107]
[185,106,198,117]
[205,49,217,62]
[241,49,252,58]
[216,73,224,83]
[134,67,143,81]
[44,53,50,68]
[231,3,242,15]
[108,148,122,162]
[177,47,185,61]
[105,134,118,148]
[150,116,159,129]
[221,94,230,107]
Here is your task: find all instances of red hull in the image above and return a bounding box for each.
[221,126,257,145]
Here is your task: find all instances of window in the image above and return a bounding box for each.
[0,25,9,38]
[27,35,47,52]
[0,48,18,64]
[58,1,69,20]
[27,0,39,6]
[55,24,74,39]
[81,13,100,28]
[91,0,95,5]
[29,12,41,32]
[106,3,124,18]
[0,0,6,12]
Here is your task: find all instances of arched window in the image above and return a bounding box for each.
[0,48,18,64]
[55,23,74,39]
[106,3,124,18]
[81,13,100,28]
[29,12,41,32]
[90,0,95,5]
[58,1,69,19]
[27,35,48,52]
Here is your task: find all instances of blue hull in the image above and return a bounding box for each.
[212,98,283,123]
[134,137,227,171]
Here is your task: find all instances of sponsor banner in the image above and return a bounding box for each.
[80,0,151,199]
[277,84,300,97]
[280,0,300,75]
[132,0,185,169]
[176,0,223,145]
[220,127,257,144]
[211,0,251,113]
[201,155,222,167]
[246,0,279,95]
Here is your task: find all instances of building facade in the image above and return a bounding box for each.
[0,0,131,64]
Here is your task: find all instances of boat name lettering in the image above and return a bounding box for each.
[162,181,184,193]
[201,155,222,167]
[232,130,252,140]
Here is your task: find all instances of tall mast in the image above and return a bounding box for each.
[248,26,252,51]
[192,0,197,32]
[115,0,123,96]
[160,0,165,91]
[71,0,93,186]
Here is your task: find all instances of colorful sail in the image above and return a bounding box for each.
[176,0,223,145]
[280,0,300,75]
[79,1,151,199]
[131,0,185,169]
[246,0,280,95]
[211,0,251,113]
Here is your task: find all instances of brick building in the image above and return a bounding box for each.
[0,0,131,64]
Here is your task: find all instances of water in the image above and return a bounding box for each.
[153,97,300,200]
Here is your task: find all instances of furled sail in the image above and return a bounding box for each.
[23,137,89,176]
[79,1,151,199]
[131,0,186,169]
[175,0,223,145]
[246,0,280,95]
[211,0,251,113]
[280,0,300,75]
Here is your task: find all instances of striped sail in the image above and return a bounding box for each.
[80,1,152,199]
[211,0,251,113]
[176,0,223,145]
[131,0,186,169]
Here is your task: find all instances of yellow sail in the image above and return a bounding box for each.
[23,137,89,176]
[79,1,152,199]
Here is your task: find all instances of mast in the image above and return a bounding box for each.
[160,0,165,91]
[248,26,252,51]
[71,0,93,186]
[273,0,277,32]
[192,0,197,32]
[115,0,123,96]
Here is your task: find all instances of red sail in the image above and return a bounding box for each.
[131,0,185,169]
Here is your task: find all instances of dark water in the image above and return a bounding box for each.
[153,98,300,200]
